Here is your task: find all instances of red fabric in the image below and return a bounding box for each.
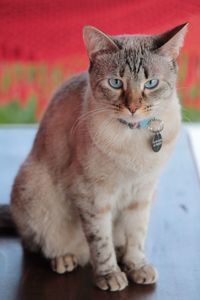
[0,0,200,64]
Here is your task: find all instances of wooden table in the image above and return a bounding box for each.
[0,126,200,300]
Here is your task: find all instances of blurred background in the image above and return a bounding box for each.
[0,0,200,124]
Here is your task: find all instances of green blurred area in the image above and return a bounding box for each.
[0,98,199,124]
[181,107,200,122]
[0,97,36,124]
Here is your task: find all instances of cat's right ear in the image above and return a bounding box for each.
[83,26,119,60]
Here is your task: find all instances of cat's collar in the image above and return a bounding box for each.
[118,117,154,129]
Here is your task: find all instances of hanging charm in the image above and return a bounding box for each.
[147,118,164,153]
[152,132,162,152]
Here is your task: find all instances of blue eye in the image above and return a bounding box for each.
[108,78,123,89]
[144,79,159,89]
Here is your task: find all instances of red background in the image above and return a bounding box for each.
[1,0,200,62]
[0,0,200,121]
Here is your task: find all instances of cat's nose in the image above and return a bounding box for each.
[128,103,138,114]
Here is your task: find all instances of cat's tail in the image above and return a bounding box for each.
[0,204,17,234]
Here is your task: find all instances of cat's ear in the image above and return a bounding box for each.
[83,25,119,60]
[153,23,188,59]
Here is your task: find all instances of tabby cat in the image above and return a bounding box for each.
[10,23,187,291]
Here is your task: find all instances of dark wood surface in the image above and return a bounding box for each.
[0,127,200,300]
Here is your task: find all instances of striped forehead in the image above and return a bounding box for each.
[119,47,149,79]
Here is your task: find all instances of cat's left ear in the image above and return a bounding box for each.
[83,25,119,60]
[153,23,188,59]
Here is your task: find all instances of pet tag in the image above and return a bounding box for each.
[147,119,164,153]
[151,132,162,152]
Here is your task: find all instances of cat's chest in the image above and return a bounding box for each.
[94,127,173,176]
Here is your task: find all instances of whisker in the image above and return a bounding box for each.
[92,117,115,143]
[71,110,106,135]
[176,86,190,91]
[142,101,161,113]
[70,108,113,135]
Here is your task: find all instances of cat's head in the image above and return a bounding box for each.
[83,24,188,123]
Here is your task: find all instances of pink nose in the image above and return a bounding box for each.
[128,103,138,113]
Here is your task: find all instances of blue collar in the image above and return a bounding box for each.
[118,118,154,129]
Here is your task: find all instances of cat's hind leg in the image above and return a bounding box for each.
[51,254,78,274]
[11,161,90,273]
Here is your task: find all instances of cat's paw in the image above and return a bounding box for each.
[95,271,128,291]
[127,264,158,285]
[51,254,78,274]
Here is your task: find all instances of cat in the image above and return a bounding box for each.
[9,23,187,291]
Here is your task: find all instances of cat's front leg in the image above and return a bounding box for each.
[119,187,157,285]
[78,200,128,291]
